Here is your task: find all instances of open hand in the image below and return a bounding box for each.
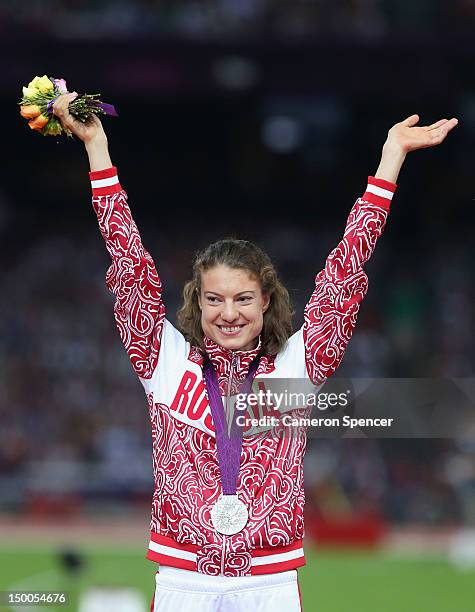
[53,93,106,144]
[375,114,459,182]
[385,114,458,155]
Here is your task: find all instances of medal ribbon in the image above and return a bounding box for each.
[204,357,258,495]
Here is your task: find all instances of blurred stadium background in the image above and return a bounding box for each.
[1,1,475,610]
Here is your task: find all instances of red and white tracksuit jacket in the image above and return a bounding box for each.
[89,167,396,577]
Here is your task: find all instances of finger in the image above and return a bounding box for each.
[52,92,78,118]
[52,99,69,119]
[402,114,420,127]
[52,93,68,114]
[424,119,448,131]
[430,119,458,144]
[431,118,458,133]
[53,92,77,114]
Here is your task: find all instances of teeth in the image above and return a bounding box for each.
[220,326,242,333]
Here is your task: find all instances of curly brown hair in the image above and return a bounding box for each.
[177,239,293,355]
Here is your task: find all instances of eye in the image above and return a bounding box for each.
[206,296,221,304]
[237,295,253,303]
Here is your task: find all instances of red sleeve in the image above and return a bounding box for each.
[303,176,396,384]
[89,166,165,380]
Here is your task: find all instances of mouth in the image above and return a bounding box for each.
[217,324,245,336]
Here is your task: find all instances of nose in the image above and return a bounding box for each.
[221,300,239,323]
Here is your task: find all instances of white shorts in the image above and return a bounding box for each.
[153,566,302,612]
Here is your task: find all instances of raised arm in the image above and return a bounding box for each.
[304,114,458,384]
[53,94,165,380]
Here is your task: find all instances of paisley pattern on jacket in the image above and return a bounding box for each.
[304,194,391,383]
[148,385,309,576]
[90,166,396,575]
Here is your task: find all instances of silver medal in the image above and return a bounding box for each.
[210,494,248,535]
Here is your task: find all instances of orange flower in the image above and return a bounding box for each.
[20,104,41,119]
[28,114,49,131]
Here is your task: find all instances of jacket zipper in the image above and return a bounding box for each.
[220,536,227,576]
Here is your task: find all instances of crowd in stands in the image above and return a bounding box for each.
[1,0,474,527]
[0,217,474,525]
[2,0,475,40]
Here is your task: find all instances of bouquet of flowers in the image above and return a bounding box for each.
[19,75,118,136]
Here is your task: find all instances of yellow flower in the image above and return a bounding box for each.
[28,75,54,94]
[43,119,63,136]
[22,86,39,99]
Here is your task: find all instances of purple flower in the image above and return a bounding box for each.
[53,78,68,94]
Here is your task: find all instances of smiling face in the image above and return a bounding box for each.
[198,265,270,352]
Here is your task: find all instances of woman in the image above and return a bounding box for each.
[53,94,457,611]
